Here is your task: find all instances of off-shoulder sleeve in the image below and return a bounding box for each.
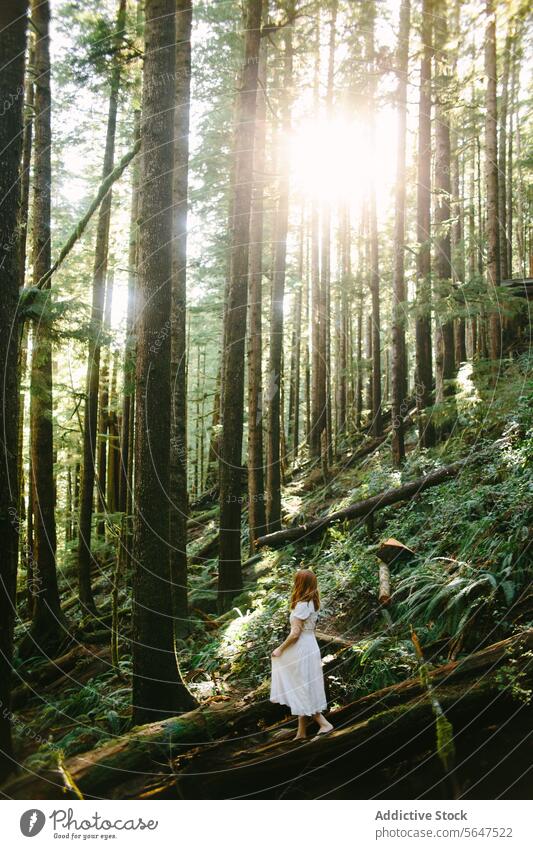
[293,600,312,620]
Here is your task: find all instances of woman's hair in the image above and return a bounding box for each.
[290,569,320,610]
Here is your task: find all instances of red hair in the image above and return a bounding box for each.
[290,569,320,610]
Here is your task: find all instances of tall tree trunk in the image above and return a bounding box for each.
[106,350,120,513]
[17,36,34,598]
[498,25,512,283]
[169,0,193,637]
[96,268,114,536]
[303,224,311,445]
[323,1,337,461]
[119,110,140,514]
[433,0,455,401]
[247,2,267,552]
[132,0,196,723]
[415,0,435,447]
[484,0,501,362]
[310,20,324,460]
[366,1,382,437]
[205,367,221,490]
[266,11,293,533]
[337,205,349,440]
[0,0,28,781]
[506,49,517,278]
[451,135,466,364]
[391,0,410,467]
[23,0,67,659]
[355,219,364,429]
[78,0,126,613]
[217,0,262,612]
[288,212,303,460]
[467,141,477,359]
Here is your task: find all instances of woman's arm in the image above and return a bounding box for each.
[272,619,304,657]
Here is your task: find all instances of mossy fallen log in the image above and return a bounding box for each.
[1,689,285,800]
[4,631,530,800]
[256,457,472,549]
[174,632,533,799]
[11,646,112,709]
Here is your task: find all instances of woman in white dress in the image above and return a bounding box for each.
[270,569,334,740]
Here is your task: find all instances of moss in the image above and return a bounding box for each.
[436,713,455,772]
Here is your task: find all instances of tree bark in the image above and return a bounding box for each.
[433,0,455,401]
[365,1,382,438]
[247,2,268,551]
[23,0,67,659]
[218,0,262,612]
[118,111,140,514]
[0,0,28,782]
[266,10,293,532]
[132,0,197,723]
[78,0,126,613]
[288,209,303,460]
[484,0,501,361]
[415,0,435,447]
[498,25,512,283]
[169,0,193,637]
[391,0,410,467]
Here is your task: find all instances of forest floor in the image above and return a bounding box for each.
[2,354,533,800]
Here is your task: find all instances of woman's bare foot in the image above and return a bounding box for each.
[315,721,333,736]
[293,734,307,741]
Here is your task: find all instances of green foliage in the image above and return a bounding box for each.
[495,652,533,705]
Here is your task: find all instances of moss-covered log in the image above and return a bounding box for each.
[174,631,533,799]
[256,457,474,548]
[1,689,285,799]
[3,631,530,800]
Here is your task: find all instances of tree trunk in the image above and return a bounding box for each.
[266,11,293,533]
[118,110,140,514]
[498,25,512,283]
[310,20,324,460]
[365,1,382,438]
[95,270,113,539]
[484,0,501,361]
[23,0,67,659]
[433,0,455,401]
[78,0,126,613]
[415,0,435,447]
[247,3,268,551]
[132,0,197,723]
[335,206,348,442]
[391,0,410,467]
[106,350,120,513]
[169,0,193,637]
[218,0,262,612]
[0,0,28,782]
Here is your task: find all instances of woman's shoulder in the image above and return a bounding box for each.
[292,599,315,618]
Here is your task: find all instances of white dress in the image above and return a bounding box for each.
[270,600,327,716]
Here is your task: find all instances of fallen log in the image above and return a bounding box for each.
[329,628,533,728]
[189,533,219,565]
[1,686,286,800]
[174,630,533,799]
[11,646,112,710]
[256,458,469,548]
[176,668,532,799]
